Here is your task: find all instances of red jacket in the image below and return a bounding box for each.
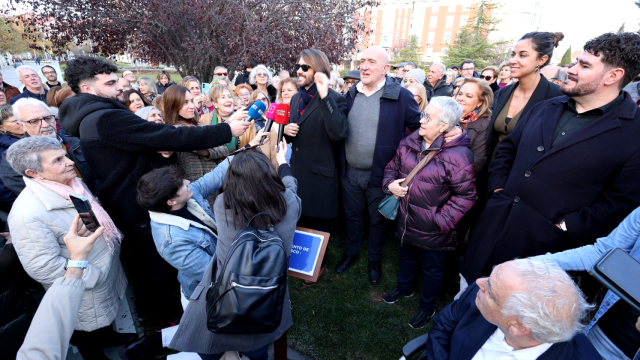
[383,130,477,251]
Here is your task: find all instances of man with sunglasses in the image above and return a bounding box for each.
[425,62,452,99]
[283,49,348,280]
[338,46,422,284]
[213,66,228,79]
[0,98,96,196]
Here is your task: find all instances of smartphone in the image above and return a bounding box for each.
[589,248,640,312]
[69,194,100,232]
[202,82,210,95]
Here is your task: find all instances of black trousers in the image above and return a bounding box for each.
[120,218,183,327]
[341,167,387,261]
[70,326,115,360]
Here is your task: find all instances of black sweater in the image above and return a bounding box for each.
[59,93,232,227]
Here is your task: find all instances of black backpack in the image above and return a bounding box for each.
[206,213,288,334]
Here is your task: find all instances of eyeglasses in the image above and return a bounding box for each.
[215,72,228,76]
[20,115,56,126]
[482,75,493,81]
[294,64,311,72]
[43,71,57,75]
[256,73,268,77]
[345,79,358,85]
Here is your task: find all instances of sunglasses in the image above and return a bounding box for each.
[482,75,493,81]
[294,64,311,72]
[215,72,228,76]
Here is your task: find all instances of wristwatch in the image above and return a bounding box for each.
[65,259,88,270]
[558,220,567,232]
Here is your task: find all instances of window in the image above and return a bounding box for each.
[446,15,454,27]
[460,15,469,27]
[428,32,435,44]
[430,16,438,28]
[395,34,399,43]
[382,34,388,43]
[443,31,452,43]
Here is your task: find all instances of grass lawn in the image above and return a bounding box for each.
[287,226,460,359]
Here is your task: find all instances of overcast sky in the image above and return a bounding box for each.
[539,0,640,57]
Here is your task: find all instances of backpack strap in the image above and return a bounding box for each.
[247,212,276,228]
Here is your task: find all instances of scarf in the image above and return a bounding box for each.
[207,109,237,151]
[297,83,317,122]
[35,178,122,254]
[459,111,479,130]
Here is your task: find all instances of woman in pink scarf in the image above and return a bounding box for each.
[6,136,129,359]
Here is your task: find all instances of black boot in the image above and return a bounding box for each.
[369,260,382,285]
[118,332,163,360]
[335,253,359,275]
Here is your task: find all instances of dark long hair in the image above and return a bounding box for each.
[162,85,199,126]
[124,89,151,110]
[519,32,564,67]
[222,150,287,229]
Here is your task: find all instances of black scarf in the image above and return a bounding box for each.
[297,83,317,123]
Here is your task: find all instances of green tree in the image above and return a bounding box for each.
[441,0,507,68]
[559,46,572,65]
[393,35,423,66]
[619,23,625,32]
[0,17,29,53]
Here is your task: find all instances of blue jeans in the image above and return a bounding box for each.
[341,166,387,261]
[198,343,270,360]
[397,244,446,313]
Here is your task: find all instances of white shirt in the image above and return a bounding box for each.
[356,78,386,97]
[471,328,553,360]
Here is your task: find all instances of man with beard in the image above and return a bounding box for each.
[57,56,249,328]
[0,98,96,195]
[283,49,348,285]
[460,32,640,291]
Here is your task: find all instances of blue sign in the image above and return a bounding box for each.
[289,230,324,276]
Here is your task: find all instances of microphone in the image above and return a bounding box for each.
[274,103,290,151]
[243,101,267,122]
[260,103,279,145]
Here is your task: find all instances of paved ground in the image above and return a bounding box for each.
[1,60,64,90]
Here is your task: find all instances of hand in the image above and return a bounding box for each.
[636,316,640,332]
[389,178,408,198]
[250,128,270,146]
[0,232,11,244]
[201,95,213,107]
[284,123,299,137]
[276,137,288,165]
[158,151,173,158]
[444,126,462,142]
[314,72,330,99]
[64,215,104,261]
[493,188,504,193]
[193,149,210,157]
[229,110,248,122]
[229,120,251,137]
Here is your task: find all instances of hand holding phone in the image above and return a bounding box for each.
[69,194,101,232]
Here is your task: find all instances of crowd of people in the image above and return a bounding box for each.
[0,29,640,360]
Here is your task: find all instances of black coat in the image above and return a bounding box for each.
[461,92,640,283]
[251,84,277,103]
[0,240,40,359]
[486,75,563,164]
[425,283,600,360]
[156,81,176,95]
[286,89,349,219]
[58,93,232,227]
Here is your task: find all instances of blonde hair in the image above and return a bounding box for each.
[405,83,427,112]
[208,84,232,104]
[499,61,511,83]
[276,78,298,103]
[456,77,494,118]
[250,90,270,107]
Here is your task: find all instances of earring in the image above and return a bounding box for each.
[535,66,540,72]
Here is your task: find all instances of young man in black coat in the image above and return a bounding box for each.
[461,32,640,287]
[58,56,250,327]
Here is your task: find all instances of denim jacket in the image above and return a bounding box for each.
[149,157,232,298]
[534,206,640,360]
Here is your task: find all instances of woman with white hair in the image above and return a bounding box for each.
[135,106,164,124]
[6,136,128,359]
[138,77,158,103]
[381,97,477,329]
[249,64,277,103]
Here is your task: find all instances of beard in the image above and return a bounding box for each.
[297,72,314,88]
[96,88,123,102]
[561,74,602,97]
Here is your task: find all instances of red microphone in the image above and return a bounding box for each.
[274,103,290,151]
[260,103,278,146]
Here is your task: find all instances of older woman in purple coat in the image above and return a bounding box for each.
[381,97,477,329]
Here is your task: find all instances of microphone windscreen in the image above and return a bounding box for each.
[274,103,291,125]
[265,103,278,120]
[247,101,267,120]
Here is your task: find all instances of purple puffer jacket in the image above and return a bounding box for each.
[383,130,477,251]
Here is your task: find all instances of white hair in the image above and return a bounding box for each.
[12,98,50,122]
[15,65,37,77]
[431,63,446,74]
[428,97,462,131]
[500,259,593,344]
[248,65,273,85]
[138,77,158,95]
[6,136,61,176]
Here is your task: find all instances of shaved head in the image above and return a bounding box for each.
[363,46,389,65]
[360,46,391,91]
